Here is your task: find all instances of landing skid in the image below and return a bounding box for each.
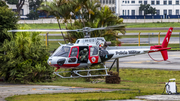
[54,66,109,78]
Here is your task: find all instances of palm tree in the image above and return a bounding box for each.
[68,3,125,45]
[38,0,69,43]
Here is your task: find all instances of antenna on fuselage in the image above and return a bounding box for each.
[58,42,62,46]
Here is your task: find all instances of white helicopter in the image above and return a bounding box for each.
[8,26,173,78]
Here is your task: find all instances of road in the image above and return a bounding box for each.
[105,51,180,70]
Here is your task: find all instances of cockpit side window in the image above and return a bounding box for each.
[90,46,98,56]
[54,46,70,57]
[70,48,78,57]
[75,40,80,44]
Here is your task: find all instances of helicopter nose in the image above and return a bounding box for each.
[57,59,65,66]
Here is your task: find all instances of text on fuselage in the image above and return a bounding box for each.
[116,50,140,55]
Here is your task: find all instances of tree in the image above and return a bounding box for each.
[27,0,43,19]
[139,4,156,15]
[0,1,19,46]
[29,0,43,11]
[38,0,70,44]
[0,26,53,83]
[39,0,125,44]
[0,0,8,7]
[68,4,125,45]
[5,0,25,16]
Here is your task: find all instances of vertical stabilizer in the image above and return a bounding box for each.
[162,27,173,48]
[161,27,173,61]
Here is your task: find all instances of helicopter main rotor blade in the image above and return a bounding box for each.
[91,24,126,31]
[8,29,82,32]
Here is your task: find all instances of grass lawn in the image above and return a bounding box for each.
[126,22,180,28]
[6,69,180,101]
[126,30,180,33]
[48,41,65,51]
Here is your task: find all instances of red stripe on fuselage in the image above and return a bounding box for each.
[52,64,80,68]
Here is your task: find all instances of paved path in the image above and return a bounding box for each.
[0,84,119,101]
[136,95,180,101]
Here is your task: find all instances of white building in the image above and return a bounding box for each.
[99,0,116,12]
[4,0,29,18]
[117,0,180,19]
[4,0,53,18]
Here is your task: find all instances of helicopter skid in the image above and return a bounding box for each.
[54,68,110,78]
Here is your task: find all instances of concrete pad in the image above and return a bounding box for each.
[136,94,180,101]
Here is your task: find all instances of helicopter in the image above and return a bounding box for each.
[8,26,173,78]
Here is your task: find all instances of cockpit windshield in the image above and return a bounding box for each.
[53,46,70,57]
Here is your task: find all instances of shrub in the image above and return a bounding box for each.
[0,1,19,45]
[0,25,53,83]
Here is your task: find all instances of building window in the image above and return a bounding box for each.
[20,9,24,16]
[176,0,179,5]
[112,0,115,4]
[128,0,129,3]
[176,9,179,15]
[109,0,112,4]
[131,0,135,3]
[122,1,124,3]
[164,0,167,5]
[125,1,127,3]
[169,0,172,5]
[106,0,108,4]
[151,0,155,5]
[164,10,167,15]
[128,10,129,15]
[103,0,105,4]
[123,10,124,15]
[156,0,160,5]
[156,10,160,15]
[144,0,147,5]
[169,10,172,15]
[125,10,126,15]
[110,0,112,4]
[112,7,115,12]
[139,0,142,3]
[139,11,142,15]
[112,0,113,4]
[132,10,135,15]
